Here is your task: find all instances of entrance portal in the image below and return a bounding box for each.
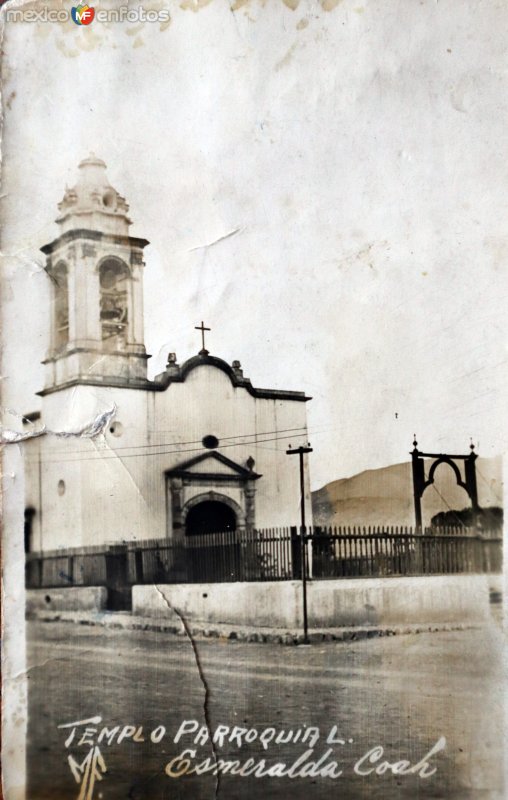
[185,500,240,581]
[185,500,237,536]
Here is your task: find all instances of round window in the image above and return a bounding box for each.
[202,435,219,449]
[109,421,124,437]
[57,480,65,496]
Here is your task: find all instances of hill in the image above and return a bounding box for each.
[311,456,503,529]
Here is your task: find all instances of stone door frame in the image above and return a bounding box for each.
[165,451,261,540]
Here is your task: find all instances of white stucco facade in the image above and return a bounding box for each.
[24,158,312,553]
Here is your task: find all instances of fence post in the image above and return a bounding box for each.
[291,526,301,579]
[134,550,144,584]
[412,527,423,575]
[67,555,74,587]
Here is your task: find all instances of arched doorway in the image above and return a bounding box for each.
[184,499,240,581]
[185,500,237,536]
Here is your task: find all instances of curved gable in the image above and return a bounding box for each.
[154,353,311,402]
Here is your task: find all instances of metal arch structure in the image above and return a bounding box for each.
[411,438,479,530]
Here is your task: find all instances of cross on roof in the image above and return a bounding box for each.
[195,321,211,355]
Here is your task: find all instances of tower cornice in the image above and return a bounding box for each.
[41,228,149,255]
[37,353,311,401]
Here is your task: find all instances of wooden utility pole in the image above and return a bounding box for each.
[286,443,313,644]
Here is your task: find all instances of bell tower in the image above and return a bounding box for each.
[39,154,150,394]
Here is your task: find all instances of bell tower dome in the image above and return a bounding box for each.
[40,155,150,394]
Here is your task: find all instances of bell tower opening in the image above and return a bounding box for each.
[52,262,69,351]
[99,258,130,348]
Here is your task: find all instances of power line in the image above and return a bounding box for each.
[429,483,464,527]
[31,425,310,458]
[24,420,339,461]
[28,430,312,466]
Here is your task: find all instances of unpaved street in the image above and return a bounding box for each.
[27,620,505,799]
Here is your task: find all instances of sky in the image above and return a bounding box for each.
[1,0,507,490]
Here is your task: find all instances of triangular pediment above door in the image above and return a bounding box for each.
[165,451,261,480]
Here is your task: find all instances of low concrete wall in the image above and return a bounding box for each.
[132,575,490,628]
[26,587,107,613]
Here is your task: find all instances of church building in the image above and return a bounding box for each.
[24,156,312,554]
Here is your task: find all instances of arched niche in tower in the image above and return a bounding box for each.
[53,261,69,350]
[98,257,131,348]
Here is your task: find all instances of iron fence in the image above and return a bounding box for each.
[26,524,502,591]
